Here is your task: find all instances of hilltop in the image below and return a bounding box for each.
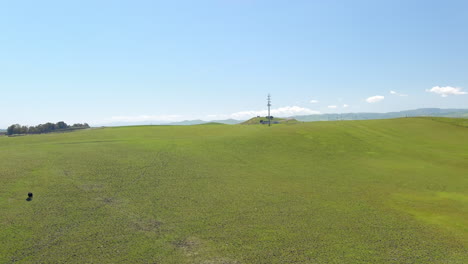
[241,116,299,125]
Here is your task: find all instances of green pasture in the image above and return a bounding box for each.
[0,118,467,263]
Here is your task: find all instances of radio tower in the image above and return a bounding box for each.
[267,94,271,127]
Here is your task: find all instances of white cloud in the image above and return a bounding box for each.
[328,105,337,109]
[390,90,408,96]
[110,115,182,122]
[230,106,320,119]
[342,104,349,108]
[108,106,321,124]
[426,86,467,97]
[366,95,385,103]
[310,99,319,103]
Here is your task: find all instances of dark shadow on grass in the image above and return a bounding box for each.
[26,197,33,201]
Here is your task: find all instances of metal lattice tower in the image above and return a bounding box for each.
[267,94,271,127]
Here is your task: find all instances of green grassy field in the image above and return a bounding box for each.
[0,118,467,263]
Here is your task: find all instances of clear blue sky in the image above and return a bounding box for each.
[1,0,467,127]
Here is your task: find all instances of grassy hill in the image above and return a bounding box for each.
[241,116,299,125]
[0,118,467,263]
[421,116,468,128]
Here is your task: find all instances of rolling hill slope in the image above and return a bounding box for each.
[0,118,467,263]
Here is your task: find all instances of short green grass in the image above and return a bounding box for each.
[0,118,467,263]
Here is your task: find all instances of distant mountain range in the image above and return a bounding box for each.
[294,108,468,122]
[164,108,468,126]
[165,119,242,125]
[76,108,468,128]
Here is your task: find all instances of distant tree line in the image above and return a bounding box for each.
[6,122,89,135]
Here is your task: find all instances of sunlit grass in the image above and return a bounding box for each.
[0,118,467,263]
